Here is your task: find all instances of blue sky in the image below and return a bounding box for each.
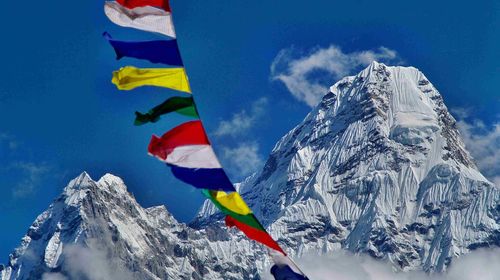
[0,0,498,262]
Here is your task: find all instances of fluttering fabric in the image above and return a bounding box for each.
[112,66,191,93]
[135,96,198,125]
[148,121,209,160]
[202,190,262,229]
[270,251,305,277]
[203,190,251,215]
[270,265,309,280]
[169,165,235,192]
[148,122,235,192]
[104,32,183,66]
[155,145,220,168]
[104,2,176,38]
[103,0,308,276]
[225,216,285,255]
[117,0,171,11]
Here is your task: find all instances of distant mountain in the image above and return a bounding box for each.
[0,173,262,279]
[2,62,499,279]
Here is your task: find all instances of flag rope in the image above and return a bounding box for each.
[103,0,308,278]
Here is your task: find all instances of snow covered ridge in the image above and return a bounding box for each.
[1,172,265,280]
[2,62,500,279]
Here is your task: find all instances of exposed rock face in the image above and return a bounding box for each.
[0,173,262,280]
[2,62,499,279]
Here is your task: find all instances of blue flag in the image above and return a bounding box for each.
[271,265,308,280]
[103,32,183,66]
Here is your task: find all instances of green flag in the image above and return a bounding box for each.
[135,96,199,125]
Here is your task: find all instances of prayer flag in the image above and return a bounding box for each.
[101,0,307,275]
[169,165,235,192]
[148,121,209,160]
[117,0,171,12]
[204,190,252,216]
[271,265,309,280]
[112,66,191,93]
[104,2,175,38]
[135,96,198,125]
[104,32,183,66]
[148,121,235,192]
[270,251,308,278]
[225,216,286,255]
[205,189,285,253]
[202,190,262,229]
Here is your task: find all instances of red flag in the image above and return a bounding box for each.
[225,216,286,255]
[116,0,171,12]
[148,121,210,161]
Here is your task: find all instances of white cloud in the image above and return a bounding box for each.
[42,244,135,280]
[214,98,267,177]
[270,45,402,107]
[263,249,500,280]
[455,116,500,186]
[214,97,268,137]
[42,273,68,280]
[11,161,51,198]
[222,142,263,177]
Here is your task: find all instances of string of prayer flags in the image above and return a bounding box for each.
[103,0,309,277]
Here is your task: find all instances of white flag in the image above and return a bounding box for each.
[104,1,176,38]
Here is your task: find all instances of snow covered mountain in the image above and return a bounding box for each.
[196,61,500,272]
[2,62,499,279]
[0,173,264,280]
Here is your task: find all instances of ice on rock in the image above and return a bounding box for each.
[44,230,62,268]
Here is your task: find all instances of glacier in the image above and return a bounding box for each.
[2,62,499,279]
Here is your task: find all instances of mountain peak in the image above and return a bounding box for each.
[366,60,384,69]
[98,172,122,182]
[61,172,129,202]
[198,63,498,272]
[61,172,95,206]
[66,171,93,188]
[328,63,475,173]
[1,172,265,280]
[97,173,129,195]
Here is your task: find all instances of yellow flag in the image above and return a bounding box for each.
[213,191,252,215]
[112,66,191,93]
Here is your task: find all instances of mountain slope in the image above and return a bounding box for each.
[196,62,500,272]
[0,173,263,280]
